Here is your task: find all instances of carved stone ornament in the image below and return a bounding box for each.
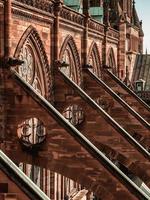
[15,0,54,14]
[63,105,84,126]
[18,118,46,150]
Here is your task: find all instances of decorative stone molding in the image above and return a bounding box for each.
[107,28,119,40]
[14,0,54,14]
[12,8,53,25]
[60,7,84,26]
[63,104,84,127]
[18,117,46,151]
[88,19,104,34]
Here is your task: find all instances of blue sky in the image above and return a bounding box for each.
[136,0,150,53]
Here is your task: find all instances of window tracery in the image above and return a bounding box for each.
[63,105,84,126]
[19,46,34,84]
[88,43,101,77]
[60,46,76,82]
[89,51,99,75]
[107,48,117,75]
[59,35,81,85]
[18,43,44,95]
[17,117,46,148]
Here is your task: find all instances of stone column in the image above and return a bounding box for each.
[54,0,63,61]
[102,0,110,67]
[0,70,5,141]
[82,0,90,67]
[0,0,12,141]
[4,0,11,60]
[118,18,126,79]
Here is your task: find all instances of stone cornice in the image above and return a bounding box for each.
[88,19,104,34]
[11,0,119,44]
[59,19,84,32]
[88,31,104,40]
[60,6,84,27]
[106,36,119,44]
[106,28,119,44]
[106,34,119,44]
[13,0,54,14]
[12,3,54,25]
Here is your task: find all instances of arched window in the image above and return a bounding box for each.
[61,47,76,82]
[107,48,117,75]
[59,35,81,85]
[89,50,100,76]
[18,42,44,95]
[88,42,101,77]
[14,26,51,99]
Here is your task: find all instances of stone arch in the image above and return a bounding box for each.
[18,159,113,199]
[59,35,81,85]
[14,25,51,100]
[107,47,117,75]
[88,42,101,77]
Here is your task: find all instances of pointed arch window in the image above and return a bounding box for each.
[18,42,44,95]
[60,46,77,82]
[107,48,117,75]
[108,55,116,74]
[89,50,99,76]
[59,35,81,85]
[88,43,101,77]
[14,26,50,99]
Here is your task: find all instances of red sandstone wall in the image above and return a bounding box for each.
[0,169,30,200]
[0,2,4,58]
[11,6,52,64]
[59,23,83,60]
[88,36,103,62]
[9,3,120,80]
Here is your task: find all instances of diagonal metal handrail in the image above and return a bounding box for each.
[86,69,150,130]
[10,69,150,199]
[105,69,150,112]
[0,150,50,200]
